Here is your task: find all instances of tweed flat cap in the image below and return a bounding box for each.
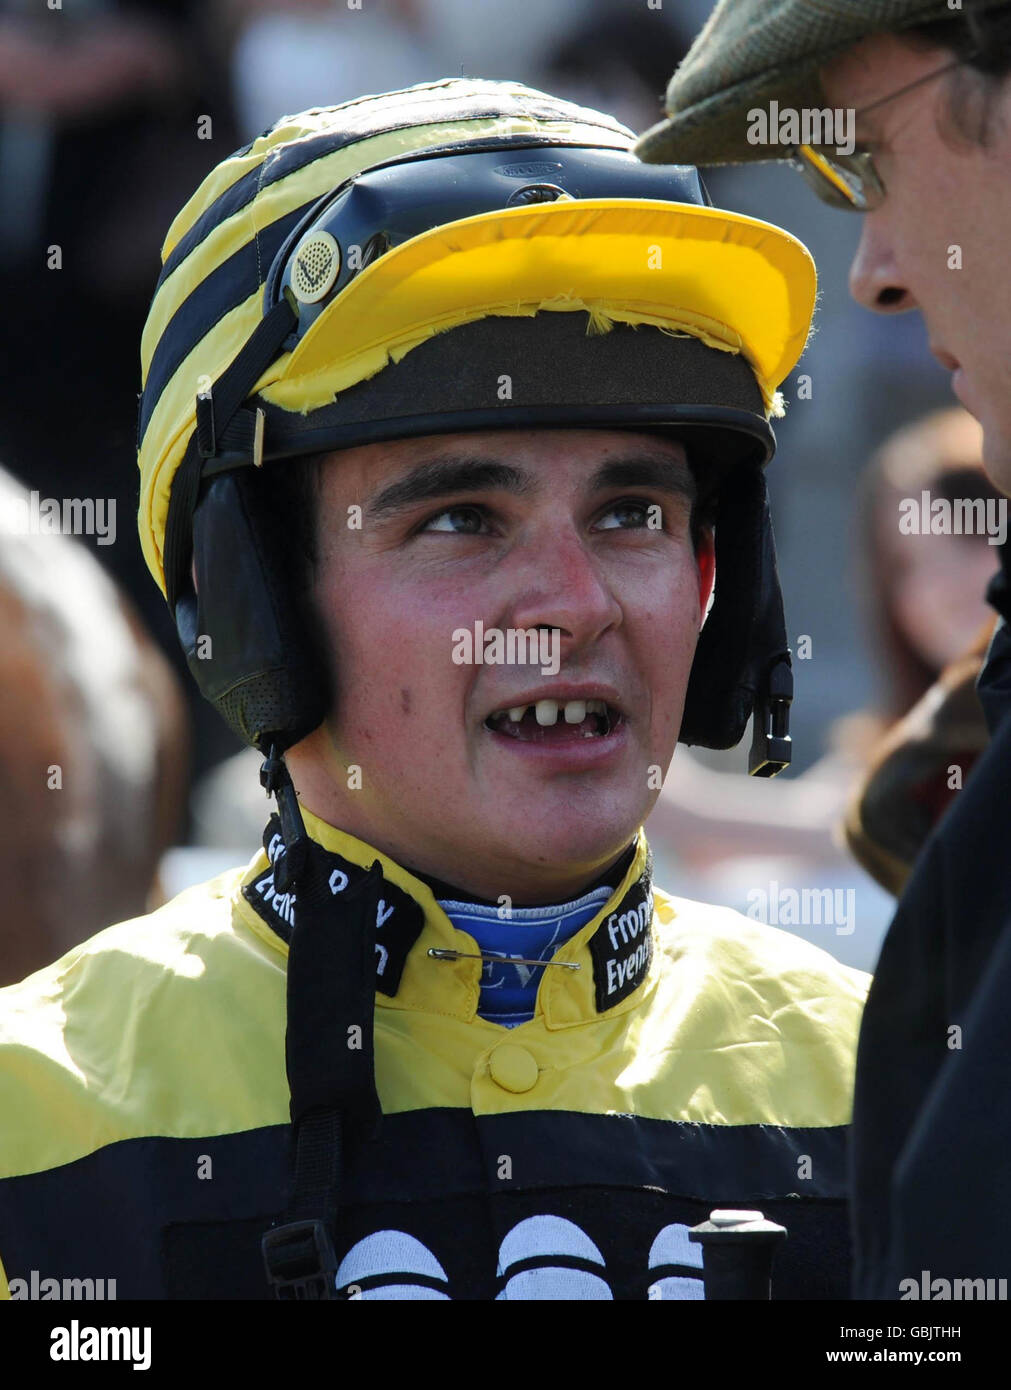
[635,0,988,167]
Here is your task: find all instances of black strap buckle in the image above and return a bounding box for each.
[262,1219,338,1300]
[748,658,794,777]
[195,389,216,459]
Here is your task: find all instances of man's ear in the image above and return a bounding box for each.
[696,526,715,627]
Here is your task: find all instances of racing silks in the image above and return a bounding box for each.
[0,809,868,1299]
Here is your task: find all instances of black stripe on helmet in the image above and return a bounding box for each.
[155,89,630,295]
[139,202,311,444]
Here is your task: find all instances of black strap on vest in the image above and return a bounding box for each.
[258,759,384,1300]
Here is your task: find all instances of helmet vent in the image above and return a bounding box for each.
[507,183,573,206]
[292,231,342,304]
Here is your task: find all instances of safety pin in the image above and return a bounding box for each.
[427,948,580,971]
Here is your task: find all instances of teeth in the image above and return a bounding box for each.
[535,699,559,726]
[492,698,613,728]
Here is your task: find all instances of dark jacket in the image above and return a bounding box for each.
[852,541,1011,1298]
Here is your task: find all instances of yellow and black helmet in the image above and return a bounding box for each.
[137,78,816,771]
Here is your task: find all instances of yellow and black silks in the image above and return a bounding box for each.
[0,814,867,1300]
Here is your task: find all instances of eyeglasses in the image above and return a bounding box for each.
[792,145,886,211]
[789,54,971,211]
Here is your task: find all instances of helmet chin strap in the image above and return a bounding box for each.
[258,737,385,1300]
[260,742,310,893]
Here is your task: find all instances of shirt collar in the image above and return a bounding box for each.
[235,806,657,1028]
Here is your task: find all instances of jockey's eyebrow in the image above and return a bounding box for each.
[588,455,696,502]
[365,450,694,521]
[365,457,533,520]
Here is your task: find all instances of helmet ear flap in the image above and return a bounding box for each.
[680,465,791,750]
[177,469,331,753]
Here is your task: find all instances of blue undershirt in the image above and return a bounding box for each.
[437,888,613,1027]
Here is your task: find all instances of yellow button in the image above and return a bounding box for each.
[487,1044,539,1094]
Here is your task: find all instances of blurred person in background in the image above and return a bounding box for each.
[842,409,999,896]
[646,406,1000,973]
[0,0,239,781]
[224,0,700,144]
[857,410,1000,730]
[0,465,189,985]
[636,0,1011,1299]
[223,0,437,141]
[223,0,600,143]
[542,2,694,134]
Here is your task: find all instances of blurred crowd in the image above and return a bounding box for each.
[0,0,994,981]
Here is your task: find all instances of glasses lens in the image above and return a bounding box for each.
[795,145,883,212]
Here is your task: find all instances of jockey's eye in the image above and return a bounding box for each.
[418,505,492,535]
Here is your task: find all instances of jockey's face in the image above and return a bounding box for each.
[286,428,714,903]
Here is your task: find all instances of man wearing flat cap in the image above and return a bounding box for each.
[637,0,1011,1300]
